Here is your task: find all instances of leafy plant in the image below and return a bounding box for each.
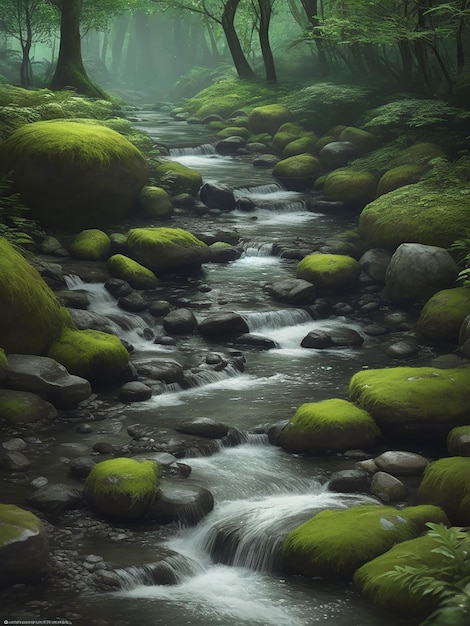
[382,523,470,626]
[450,229,470,287]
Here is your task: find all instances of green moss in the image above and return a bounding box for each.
[348,366,470,432]
[283,136,318,158]
[272,154,323,191]
[277,398,381,453]
[324,169,377,206]
[339,127,379,152]
[0,237,69,354]
[0,503,45,546]
[376,164,426,196]
[271,123,305,152]
[0,348,7,382]
[69,229,111,261]
[417,457,470,525]
[108,254,158,290]
[447,425,470,453]
[417,288,470,343]
[296,253,361,290]
[358,181,470,249]
[154,161,202,196]
[0,389,56,423]
[282,504,447,579]
[84,457,158,519]
[47,328,130,384]
[390,143,445,167]
[139,186,173,219]
[248,105,294,135]
[354,533,451,615]
[216,126,250,140]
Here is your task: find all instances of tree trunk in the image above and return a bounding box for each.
[49,0,107,98]
[109,14,129,80]
[20,42,33,88]
[221,0,255,80]
[258,0,276,82]
[299,0,329,74]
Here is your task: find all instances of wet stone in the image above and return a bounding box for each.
[2,437,27,451]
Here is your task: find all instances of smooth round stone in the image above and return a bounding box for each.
[374,451,429,476]
[385,339,419,359]
[175,417,228,439]
[118,382,152,403]
[370,471,408,503]
[328,469,370,493]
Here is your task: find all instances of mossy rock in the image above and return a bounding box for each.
[84,457,158,520]
[0,389,58,424]
[283,136,318,158]
[0,120,148,230]
[339,127,379,152]
[154,160,202,196]
[127,227,210,274]
[376,164,426,196]
[0,504,49,586]
[0,237,71,354]
[47,328,130,385]
[108,254,158,290]
[417,457,470,525]
[282,504,447,579]
[272,154,322,191]
[139,185,173,219]
[0,348,7,383]
[324,169,377,206]
[315,135,336,151]
[297,253,361,290]
[353,532,451,616]
[447,425,470,456]
[216,126,250,140]
[389,143,445,167]
[69,229,111,261]
[248,104,294,135]
[358,181,470,249]
[349,366,470,437]
[277,399,381,453]
[272,123,306,153]
[417,288,470,343]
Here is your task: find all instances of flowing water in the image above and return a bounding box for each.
[3,111,415,626]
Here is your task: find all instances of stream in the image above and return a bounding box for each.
[2,111,418,625]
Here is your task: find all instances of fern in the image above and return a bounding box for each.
[449,228,470,287]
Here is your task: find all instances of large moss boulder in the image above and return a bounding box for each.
[339,127,379,152]
[0,237,69,354]
[376,164,426,196]
[272,154,322,191]
[277,399,380,453]
[0,120,148,229]
[47,328,131,385]
[271,122,306,153]
[154,161,202,196]
[389,142,445,167]
[282,504,447,579]
[139,185,173,219]
[417,457,470,525]
[127,227,210,274]
[247,104,294,135]
[349,366,470,438]
[417,288,470,343]
[84,457,158,520]
[297,253,361,291]
[0,504,49,587]
[353,532,452,616]
[358,181,470,249]
[0,389,57,423]
[108,254,158,290]
[324,169,377,206]
[69,229,111,261]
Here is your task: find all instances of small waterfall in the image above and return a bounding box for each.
[235,183,284,196]
[169,144,216,157]
[115,552,204,589]
[240,241,275,257]
[240,308,313,332]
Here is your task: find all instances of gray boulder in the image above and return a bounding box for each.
[370,471,407,502]
[199,182,236,211]
[319,141,361,169]
[68,308,116,333]
[163,308,197,334]
[175,417,229,439]
[359,248,393,283]
[0,389,58,423]
[385,243,459,303]
[215,136,247,155]
[27,483,84,514]
[6,354,91,409]
[149,483,214,526]
[374,451,429,476]
[266,279,317,304]
[198,312,249,338]
[328,469,370,493]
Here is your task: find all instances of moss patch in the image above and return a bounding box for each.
[248,104,294,135]
[376,164,426,196]
[417,457,470,525]
[139,186,173,219]
[0,503,44,546]
[0,389,57,424]
[273,154,322,191]
[277,398,381,453]
[339,127,378,152]
[154,161,202,196]
[216,126,250,140]
[297,253,361,290]
[324,169,377,206]
[108,254,158,290]
[282,504,447,579]
[417,288,470,343]
[69,229,111,261]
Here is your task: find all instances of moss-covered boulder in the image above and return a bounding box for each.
[0,237,70,354]
[417,288,470,343]
[376,164,426,196]
[389,142,445,167]
[126,227,210,274]
[47,328,130,385]
[297,253,361,291]
[0,120,148,229]
[353,532,451,616]
[271,122,306,153]
[69,229,111,261]
[108,254,158,290]
[139,185,173,219]
[248,104,294,135]
[447,425,470,456]
[339,127,379,153]
[324,169,377,206]
[0,504,49,586]
[277,399,381,453]
[272,154,322,191]
[358,181,470,249]
[84,457,158,520]
[417,457,470,525]
[216,126,250,140]
[349,366,470,437]
[0,389,57,423]
[154,161,202,196]
[282,504,447,579]
[283,136,318,158]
